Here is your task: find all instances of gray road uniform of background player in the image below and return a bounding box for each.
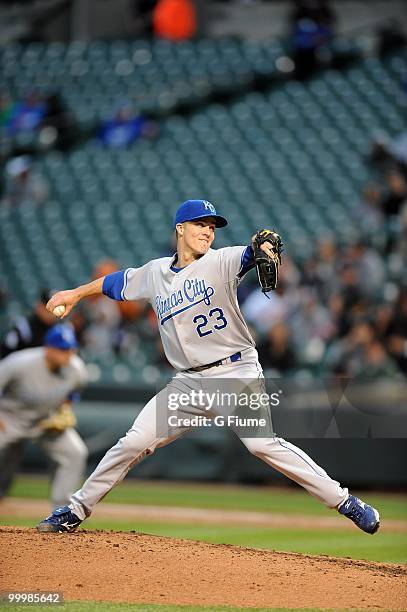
[0,340,88,506]
[68,238,349,520]
[0,289,56,500]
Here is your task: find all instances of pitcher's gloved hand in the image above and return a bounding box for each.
[251,229,283,293]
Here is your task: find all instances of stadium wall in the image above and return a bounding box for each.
[21,399,407,488]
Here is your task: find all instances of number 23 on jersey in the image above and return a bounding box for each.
[193,308,228,337]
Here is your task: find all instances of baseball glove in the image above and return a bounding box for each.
[40,402,77,433]
[252,229,283,293]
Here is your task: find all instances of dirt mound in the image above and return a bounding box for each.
[1,526,406,609]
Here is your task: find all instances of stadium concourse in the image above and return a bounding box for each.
[0,40,406,387]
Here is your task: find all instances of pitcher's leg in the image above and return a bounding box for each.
[241,436,348,508]
[70,392,187,519]
[37,377,200,532]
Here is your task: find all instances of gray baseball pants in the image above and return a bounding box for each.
[0,411,88,507]
[70,356,348,520]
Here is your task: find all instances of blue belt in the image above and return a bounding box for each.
[186,351,242,372]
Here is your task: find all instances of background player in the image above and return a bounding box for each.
[37,199,380,535]
[0,323,88,507]
[0,289,57,500]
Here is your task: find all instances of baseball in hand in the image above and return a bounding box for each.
[52,304,66,318]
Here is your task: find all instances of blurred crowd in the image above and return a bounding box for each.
[0,89,75,154]
[242,130,407,380]
[2,207,406,383]
[0,154,49,207]
[1,131,406,380]
[0,2,406,380]
[0,89,158,207]
[98,104,159,148]
[0,89,74,207]
[1,127,406,381]
[0,261,147,358]
[289,0,337,79]
[242,241,406,380]
[288,0,406,79]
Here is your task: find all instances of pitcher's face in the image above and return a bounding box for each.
[177,217,216,255]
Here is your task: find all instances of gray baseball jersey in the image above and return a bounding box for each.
[102,246,256,370]
[68,244,349,520]
[0,347,88,423]
[0,348,89,507]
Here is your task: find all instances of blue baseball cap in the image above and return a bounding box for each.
[174,200,228,228]
[44,324,78,351]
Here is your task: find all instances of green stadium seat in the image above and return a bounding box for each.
[2,46,404,344]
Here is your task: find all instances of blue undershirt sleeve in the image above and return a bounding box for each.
[237,245,255,278]
[102,270,127,301]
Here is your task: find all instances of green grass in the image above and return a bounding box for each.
[8,476,407,520]
[0,603,352,612]
[2,514,406,564]
[3,476,407,564]
[79,519,407,564]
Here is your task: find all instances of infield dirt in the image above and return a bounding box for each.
[1,526,406,609]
